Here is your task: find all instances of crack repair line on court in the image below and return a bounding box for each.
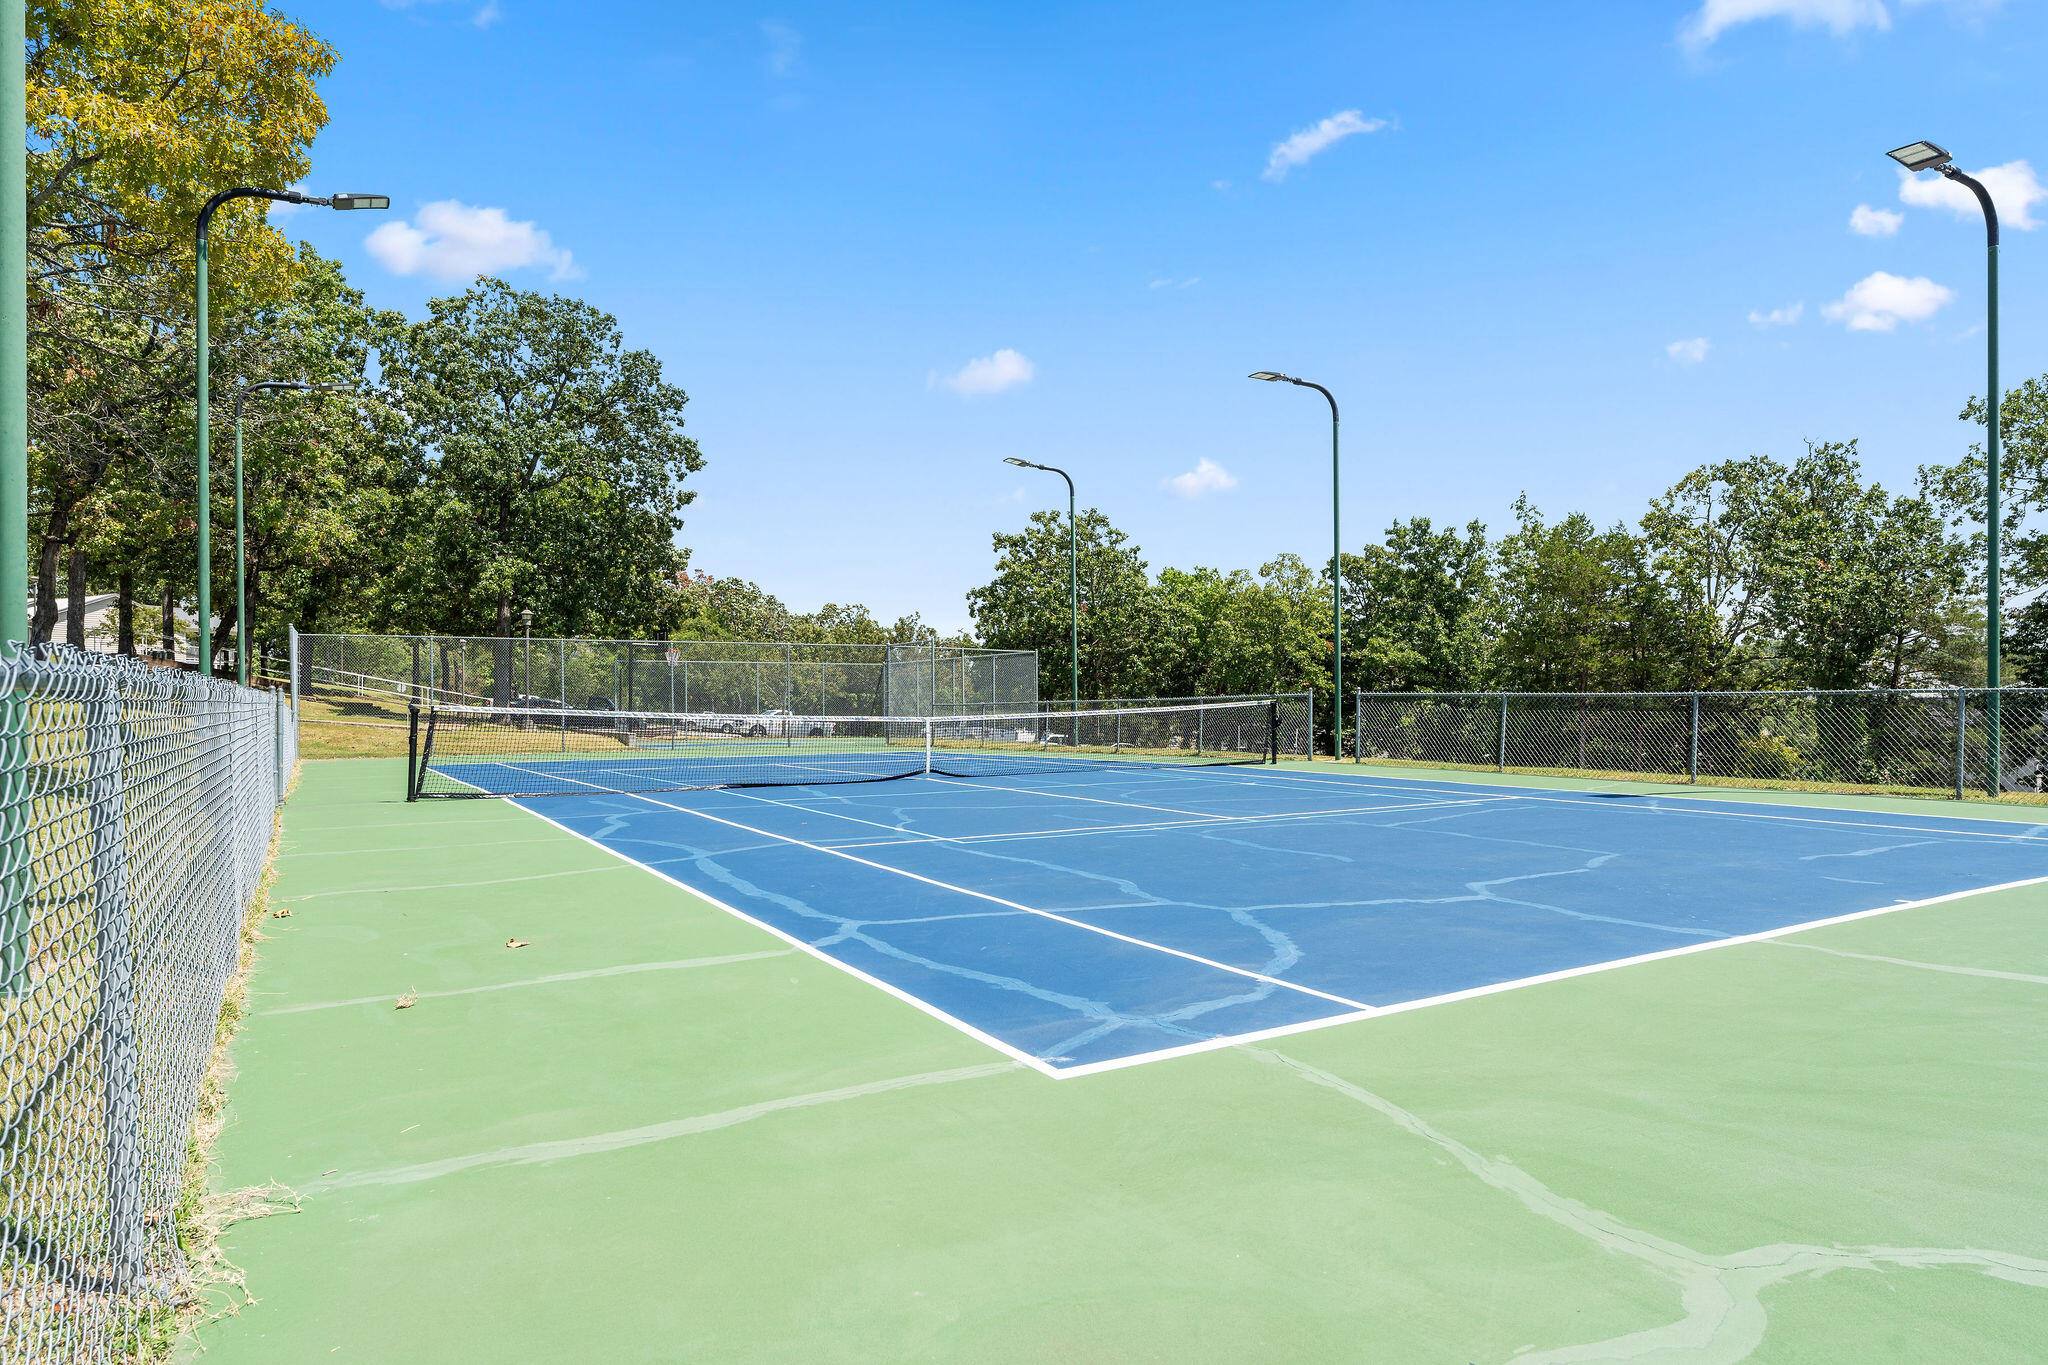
[280,863,632,900]
[299,1062,1021,1192]
[1251,1046,2048,1364]
[262,949,799,1014]
[498,767,1378,1014]
[1766,939,2048,986]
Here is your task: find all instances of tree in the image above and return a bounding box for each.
[1921,371,2048,592]
[968,508,1165,700]
[1736,443,1965,691]
[1341,517,1493,692]
[26,0,338,664]
[1491,497,1687,692]
[373,280,705,701]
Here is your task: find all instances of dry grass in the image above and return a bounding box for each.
[295,692,413,760]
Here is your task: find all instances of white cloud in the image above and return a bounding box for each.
[1164,458,1238,498]
[1666,337,1712,365]
[364,201,579,282]
[762,20,801,76]
[1896,160,2043,230]
[1262,110,1386,182]
[1148,277,1200,290]
[472,1,501,27]
[1850,203,1903,236]
[1822,271,1954,331]
[1681,0,1889,48]
[1747,302,1804,326]
[939,348,1034,397]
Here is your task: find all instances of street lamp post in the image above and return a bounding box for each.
[1888,141,2002,796]
[196,188,387,675]
[1003,457,1079,712]
[1251,372,1343,757]
[233,381,351,685]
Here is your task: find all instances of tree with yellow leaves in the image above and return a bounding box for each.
[25,0,337,651]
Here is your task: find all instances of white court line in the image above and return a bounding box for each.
[508,801,1065,1077]
[1197,765,2048,843]
[490,759,1373,1014]
[1048,872,2048,1078]
[721,783,1505,849]
[823,797,1511,851]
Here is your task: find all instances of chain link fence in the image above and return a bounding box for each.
[291,633,1037,719]
[0,646,297,1362]
[1354,688,2048,801]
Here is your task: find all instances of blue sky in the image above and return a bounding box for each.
[279,0,2046,634]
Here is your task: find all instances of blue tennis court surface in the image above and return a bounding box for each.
[507,766,2048,1076]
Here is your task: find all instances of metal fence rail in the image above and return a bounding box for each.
[0,647,297,1362]
[1355,687,2048,800]
[293,632,1038,719]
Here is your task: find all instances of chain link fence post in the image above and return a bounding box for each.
[1956,690,1968,802]
[1498,693,1508,773]
[1689,693,1700,784]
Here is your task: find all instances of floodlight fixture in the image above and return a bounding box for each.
[1886,142,1952,174]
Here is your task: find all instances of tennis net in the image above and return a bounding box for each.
[407,697,1287,798]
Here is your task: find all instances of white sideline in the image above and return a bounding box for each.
[493,759,1374,1014]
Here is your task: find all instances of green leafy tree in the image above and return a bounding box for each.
[1341,517,1494,692]
[1921,372,2048,593]
[1492,497,1687,692]
[374,279,705,701]
[968,508,1165,701]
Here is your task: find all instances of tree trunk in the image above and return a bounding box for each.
[161,583,175,658]
[210,602,237,680]
[65,546,86,649]
[494,590,514,706]
[117,570,134,655]
[29,503,69,646]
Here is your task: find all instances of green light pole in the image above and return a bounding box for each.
[1251,372,1342,757]
[1888,142,2002,796]
[2,0,25,645]
[195,188,386,675]
[233,381,351,684]
[1004,457,1079,712]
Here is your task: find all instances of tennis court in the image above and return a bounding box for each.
[186,719,2048,1360]
[494,759,2048,1077]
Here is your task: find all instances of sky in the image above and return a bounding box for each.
[279,0,2047,635]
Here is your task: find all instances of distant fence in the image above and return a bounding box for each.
[1355,688,2048,800]
[287,632,1038,719]
[0,646,297,1361]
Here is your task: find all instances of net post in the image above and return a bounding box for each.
[407,703,421,801]
[1956,690,1967,802]
[1689,693,1700,784]
[1268,698,1279,764]
[1498,693,1508,772]
[924,718,933,774]
[1353,690,1362,762]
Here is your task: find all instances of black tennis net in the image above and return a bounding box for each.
[407,697,1287,798]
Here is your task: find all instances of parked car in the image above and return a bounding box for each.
[747,710,833,738]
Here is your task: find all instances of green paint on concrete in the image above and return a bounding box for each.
[184,759,2048,1361]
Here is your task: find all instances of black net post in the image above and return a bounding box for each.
[1268,699,1280,764]
[407,703,421,802]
